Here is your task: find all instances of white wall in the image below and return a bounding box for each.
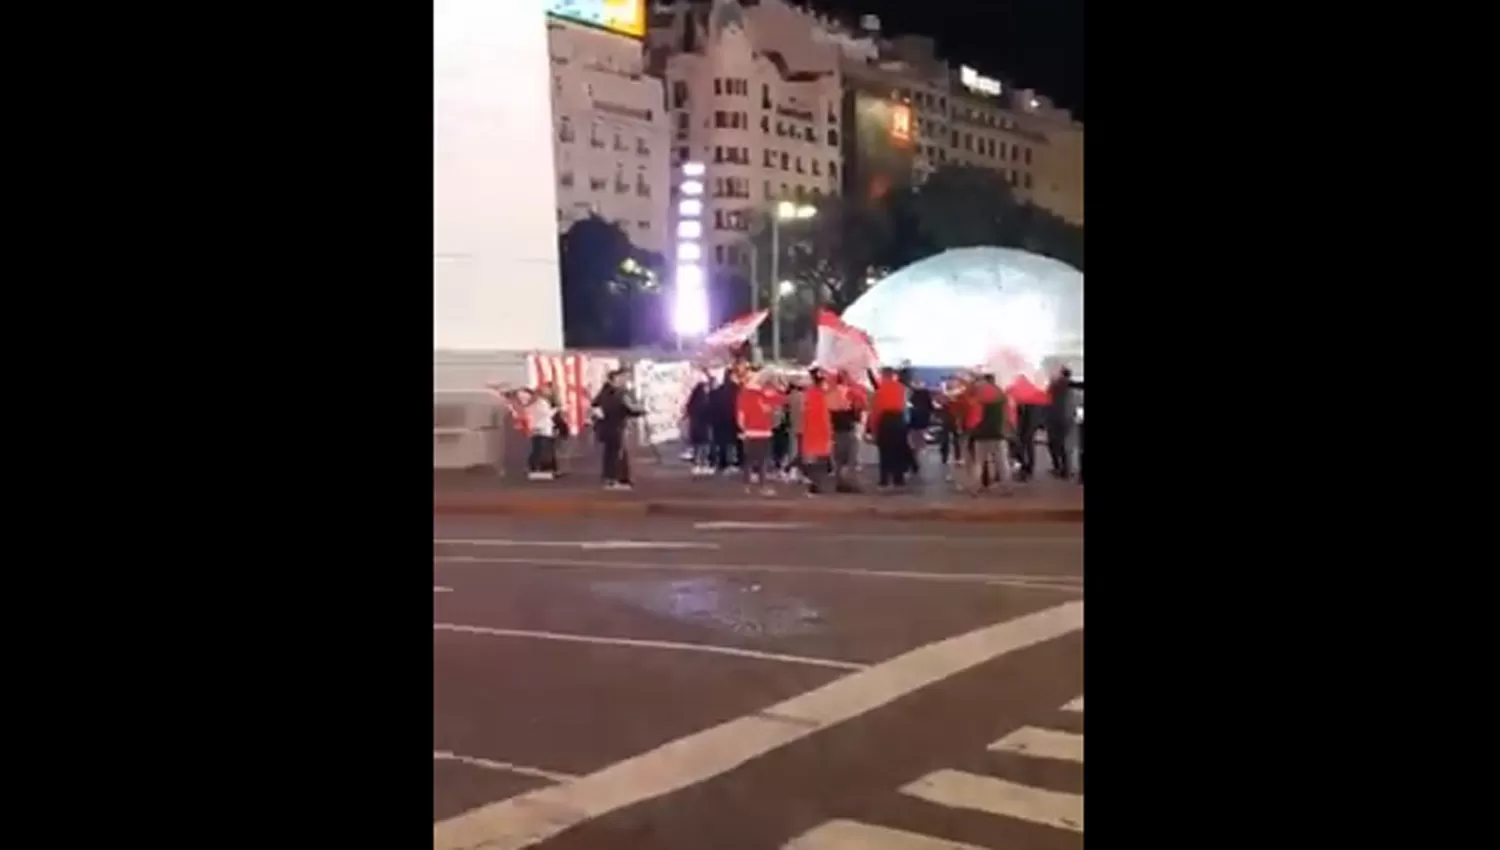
[434,0,564,352]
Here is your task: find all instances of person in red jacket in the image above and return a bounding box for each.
[869,366,909,488]
[800,367,835,494]
[736,369,785,494]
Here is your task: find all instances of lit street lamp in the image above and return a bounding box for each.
[769,202,816,362]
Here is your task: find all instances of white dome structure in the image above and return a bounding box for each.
[841,247,1083,370]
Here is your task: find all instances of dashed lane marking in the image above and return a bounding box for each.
[783,819,990,849]
[433,751,576,784]
[433,622,867,671]
[434,586,453,593]
[434,555,1083,594]
[988,726,1084,763]
[431,601,1084,850]
[900,770,1084,833]
[435,538,719,551]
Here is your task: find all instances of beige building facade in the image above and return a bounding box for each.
[548,16,673,255]
[651,0,844,277]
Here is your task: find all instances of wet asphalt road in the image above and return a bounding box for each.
[433,517,1085,849]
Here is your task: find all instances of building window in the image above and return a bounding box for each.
[950,130,959,146]
[829,161,838,179]
[676,113,689,131]
[761,85,771,109]
[1024,147,1033,165]
[1023,173,1033,190]
[637,137,650,155]
[795,156,804,174]
[764,149,775,167]
[638,220,650,232]
[675,145,688,163]
[558,119,574,143]
[591,125,604,148]
[614,133,627,151]
[559,171,574,187]
[714,111,729,128]
[760,115,770,133]
[714,79,722,95]
[780,152,789,170]
[672,81,688,108]
[715,245,726,264]
[636,174,651,197]
[590,176,607,191]
[811,160,821,176]
[764,180,772,199]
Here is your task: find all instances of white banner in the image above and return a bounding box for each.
[632,359,699,445]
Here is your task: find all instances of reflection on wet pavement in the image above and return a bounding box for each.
[590,577,825,637]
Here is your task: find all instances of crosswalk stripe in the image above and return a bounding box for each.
[783,819,990,849]
[1061,696,1083,712]
[901,769,1084,833]
[989,726,1084,763]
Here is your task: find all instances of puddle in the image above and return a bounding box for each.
[589,577,825,637]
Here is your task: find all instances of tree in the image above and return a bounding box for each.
[890,164,1084,271]
[908,164,1029,250]
[558,215,664,347]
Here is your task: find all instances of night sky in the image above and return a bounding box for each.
[815,0,1084,120]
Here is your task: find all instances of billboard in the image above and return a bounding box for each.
[546,0,646,38]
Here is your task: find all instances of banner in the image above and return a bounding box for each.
[526,352,621,435]
[631,358,699,444]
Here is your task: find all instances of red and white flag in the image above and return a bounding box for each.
[701,309,769,349]
[814,309,879,381]
[982,346,1051,405]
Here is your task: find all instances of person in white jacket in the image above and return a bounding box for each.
[511,387,559,480]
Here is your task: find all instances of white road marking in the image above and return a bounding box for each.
[900,770,1083,833]
[432,601,1083,850]
[1061,696,1083,712]
[692,521,814,531]
[783,819,988,849]
[433,622,866,671]
[437,532,1081,547]
[436,538,719,551]
[433,751,576,784]
[434,555,1083,594]
[988,726,1084,763]
[434,586,453,593]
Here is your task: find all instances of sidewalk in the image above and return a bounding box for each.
[433,463,1084,524]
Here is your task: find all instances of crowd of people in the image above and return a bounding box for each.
[495,357,1082,496]
[680,359,1081,497]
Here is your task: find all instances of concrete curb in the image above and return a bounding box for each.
[432,493,1085,524]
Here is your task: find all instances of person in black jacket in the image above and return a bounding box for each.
[708,369,741,474]
[591,369,643,489]
[1045,367,1079,478]
[684,374,713,476]
[906,378,934,477]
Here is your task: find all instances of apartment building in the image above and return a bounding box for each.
[652,0,844,277]
[948,67,1084,225]
[648,0,1082,242]
[548,15,672,254]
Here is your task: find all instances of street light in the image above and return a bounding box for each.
[769,202,816,362]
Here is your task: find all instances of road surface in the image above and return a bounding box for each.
[433,516,1084,849]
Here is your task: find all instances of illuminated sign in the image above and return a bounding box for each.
[546,0,646,39]
[960,65,1002,97]
[890,104,912,144]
